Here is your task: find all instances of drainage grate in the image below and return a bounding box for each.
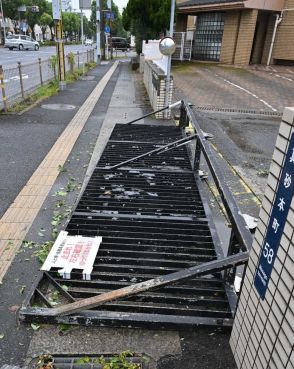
[194,106,282,116]
[34,355,146,369]
[20,124,234,328]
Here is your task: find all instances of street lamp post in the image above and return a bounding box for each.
[165,0,176,118]
[0,0,6,45]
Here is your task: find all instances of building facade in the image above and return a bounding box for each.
[176,0,294,65]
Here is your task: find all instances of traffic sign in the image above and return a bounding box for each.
[104,25,110,34]
[105,12,114,20]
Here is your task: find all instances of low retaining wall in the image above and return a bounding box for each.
[143,60,173,119]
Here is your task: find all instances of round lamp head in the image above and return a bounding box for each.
[159,37,176,56]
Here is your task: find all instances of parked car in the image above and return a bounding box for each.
[111,37,130,51]
[5,35,40,51]
[85,39,93,46]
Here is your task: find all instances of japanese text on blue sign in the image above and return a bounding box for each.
[254,132,294,299]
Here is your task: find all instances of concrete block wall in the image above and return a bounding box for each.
[272,0,294,63]
[143,60,173,119]
[230,107,294,369]
[233,9,258,65]
[251,13,269,64]
[220,11,241,64]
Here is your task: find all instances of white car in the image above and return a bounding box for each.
[85,39,93,46]
[5,35,40,51]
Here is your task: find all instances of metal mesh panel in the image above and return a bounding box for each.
[21,61,43,96]
[40,59,55,83]
[1,65,23,108]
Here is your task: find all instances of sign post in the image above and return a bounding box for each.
[52,0,66,90]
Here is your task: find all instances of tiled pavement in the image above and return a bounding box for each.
[0,62,119,282]
[173,62,294,113]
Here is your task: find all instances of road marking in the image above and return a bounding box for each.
[274,74,293,82]
[0,61,119,283]
[210,70,278,112]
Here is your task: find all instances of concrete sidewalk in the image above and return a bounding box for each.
[0,61,237,369]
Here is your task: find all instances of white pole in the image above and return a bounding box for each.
[0,0,6,45]
[81,9,84,46]
[165,0,176,119]
[267,8,294,66]
[96,0,101,64]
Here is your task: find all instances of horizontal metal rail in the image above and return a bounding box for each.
[99,133,197,170]
[126,100,182,125]
[47,252,249,316]
[185,102,253,253]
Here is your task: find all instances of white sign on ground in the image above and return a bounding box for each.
[41,231,102,280]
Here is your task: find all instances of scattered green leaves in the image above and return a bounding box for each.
[97,352,140,369]
[76,357,91,365]
[58,164,67,173]
[31,323,41,331]
[20,285,26,295]
[58,323,72,332]
[55,191,67,197]
[34,241,54,263]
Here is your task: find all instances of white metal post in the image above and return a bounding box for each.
[81,9,84,46]
[96,0,101,63]
[165,0,176,119]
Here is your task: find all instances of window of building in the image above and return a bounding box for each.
[193,12,225,61]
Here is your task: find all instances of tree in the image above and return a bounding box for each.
[39,12,53,40]
[122,0,171,54]
[24,0,49,39]
[90,0,127,38]
[62,12,80,41]
[2,0,24,20]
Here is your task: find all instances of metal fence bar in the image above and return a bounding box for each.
[38,58,43,86]
[0,65,8,112]
[0,48,95,111]
[18,62,25,99]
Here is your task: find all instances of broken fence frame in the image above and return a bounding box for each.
[19,100,253,323]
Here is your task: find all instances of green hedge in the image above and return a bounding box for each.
[40,41,82,47]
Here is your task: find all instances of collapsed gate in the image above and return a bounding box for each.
[20,102,252,329]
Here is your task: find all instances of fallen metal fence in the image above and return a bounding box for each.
[0,48,95,112]
[19,100,253,329]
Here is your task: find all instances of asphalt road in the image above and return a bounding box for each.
[0,44,94,69]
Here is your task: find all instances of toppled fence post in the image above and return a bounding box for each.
[0,65,8,113]
[49,252,249,316]
[18,61,25,99]
[38,58,43,86]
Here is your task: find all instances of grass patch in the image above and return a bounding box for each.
[7,80,59,113]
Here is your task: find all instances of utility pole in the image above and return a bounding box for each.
[0,0,6,44]
[52,0,66,90]
[80,9,84,46]
[96,0,101,63]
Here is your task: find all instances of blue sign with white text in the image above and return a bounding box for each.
[254,132,294,299]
